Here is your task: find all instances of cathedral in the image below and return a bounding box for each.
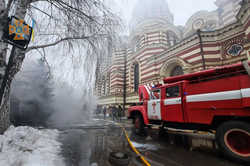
[95,0,250,109]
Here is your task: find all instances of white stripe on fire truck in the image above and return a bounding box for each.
[186,88,250,102]
[164,97,182,105]
[144,85,151,95]
[240,88,250,98]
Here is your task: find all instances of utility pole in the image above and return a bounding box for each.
[123,49,127,116]
[197,29,206,70]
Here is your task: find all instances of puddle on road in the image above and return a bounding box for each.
[58,121,129,166]
[131,141,159,151]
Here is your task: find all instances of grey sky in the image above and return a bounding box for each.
[114,0,217,26]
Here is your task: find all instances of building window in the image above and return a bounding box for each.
[107,74,110,95]
[103,81,106,95]
[170,66,184,76]
[134,63,139,92]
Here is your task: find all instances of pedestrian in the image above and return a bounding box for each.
[115,106,120,121]
[107,105,111,118]
[112,106,118,121]
[111,106,115,121]
[118,105,122,122]
[103,106,106,120]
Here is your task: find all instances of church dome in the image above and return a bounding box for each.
[130,0,174,30]
[183,10,220,37]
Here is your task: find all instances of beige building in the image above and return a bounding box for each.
[95,0,250,109]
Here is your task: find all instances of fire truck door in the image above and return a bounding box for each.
[163,85,184,122]
[148,89,161,120]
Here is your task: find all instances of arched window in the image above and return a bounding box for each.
[170,66,184,76]
[134,63,139,92]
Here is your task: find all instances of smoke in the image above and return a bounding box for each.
[10,57,53,127]
[47,82,97,127]
[44,43,98,127]
[10,54,97,128]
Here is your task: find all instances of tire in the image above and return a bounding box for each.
[108,152,130,166]
[133,115,145,135]
[216,121,250,164]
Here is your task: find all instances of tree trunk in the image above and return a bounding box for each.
[0,1,9,134]
[0,0,28,133]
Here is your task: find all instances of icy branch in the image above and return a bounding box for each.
[25,36,93,52]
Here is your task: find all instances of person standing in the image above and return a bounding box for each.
[111,106,115,121]
[114,106,119,121]
[103,106,106,120]
[118,105,122,122]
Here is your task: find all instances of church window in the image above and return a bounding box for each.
[170,66,184,76]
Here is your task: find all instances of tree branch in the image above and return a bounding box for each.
[26,36,91,53]
[54,0,94,21]
[30,4,55,19]
[6,0,14,11]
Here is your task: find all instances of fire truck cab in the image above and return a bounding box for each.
[128,62,250,163]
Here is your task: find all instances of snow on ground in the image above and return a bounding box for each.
[0,126,65,166]
[131,141,159,151]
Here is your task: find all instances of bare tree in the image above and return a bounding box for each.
[0,0,120,133]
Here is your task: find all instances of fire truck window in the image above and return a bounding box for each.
[151,90,160,99]
[166,86,179,98]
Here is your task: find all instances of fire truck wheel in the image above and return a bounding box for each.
[134,115,145,135]
[216,121,250,164]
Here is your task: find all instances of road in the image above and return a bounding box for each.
[58,119,128,166]
[57,118,244,166]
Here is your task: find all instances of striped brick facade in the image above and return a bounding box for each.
[96,0,250,107]
[215,0,242,26]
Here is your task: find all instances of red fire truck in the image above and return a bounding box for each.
[128,61,250,163]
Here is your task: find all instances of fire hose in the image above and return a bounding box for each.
[118,123,151,166]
